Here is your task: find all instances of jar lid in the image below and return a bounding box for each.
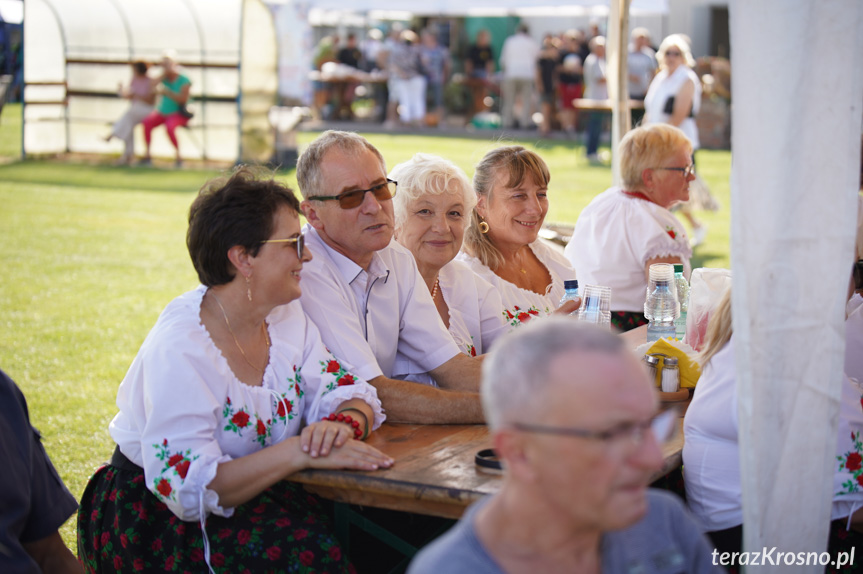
[663,356,679,367]
[643,354,661,365]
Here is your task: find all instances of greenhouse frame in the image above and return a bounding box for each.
[23,0,277,163]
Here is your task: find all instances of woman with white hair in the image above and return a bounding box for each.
[390,153,508,360]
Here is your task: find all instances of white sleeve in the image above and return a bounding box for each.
[634,209,690,266]
[298,311,385,429]
[473,273,510,352]
[129,332,233,522]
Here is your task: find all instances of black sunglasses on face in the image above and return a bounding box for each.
[260,233,305,259]
[310,180,398,210]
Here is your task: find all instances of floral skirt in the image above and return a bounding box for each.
[77,462,354,573]
[611,311,649,332]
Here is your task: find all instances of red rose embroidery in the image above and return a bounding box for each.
[232,411,250,428]
[133,558,144,571]
[254,504,267,514]
[101,532,111,548]
[528,309,539,316]
[211,553,225,567]
[326,360,340,373]
[517,312,530,322]
[176,524,185,535]
[175,460,190,479]
[858,474,863,487]
[151,538,162,552]
[256,419,267,436]
[294,528,308,540]
[667,229,677,239]
[846,452,862,472]
[226,396,231,405]
[329,546,342,561]
[469,346,477,357]
[162,439,168,447]
[276,517,291,527]
[190,548,204,562]
[167,453,184,467]
[337,374,355,386]
[156,479,172,498]
[217,528,232,540]
[267,546,282,561]
[114,556,122,570]
[277,400,292,417]
[164,556,174,570]
[237,529,251,545]
[299,550,315,566]
[120,533,128,548]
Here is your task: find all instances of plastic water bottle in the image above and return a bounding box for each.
[673,264,689,340]
[645,264,680,343]
[558,280,580,314]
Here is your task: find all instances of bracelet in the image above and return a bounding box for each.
[336,407,370,440]
[321,412,363,439]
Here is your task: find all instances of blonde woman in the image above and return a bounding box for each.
[683,288,863,556]
[459,146,578,328]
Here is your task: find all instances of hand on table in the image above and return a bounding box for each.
[300,420,394,471]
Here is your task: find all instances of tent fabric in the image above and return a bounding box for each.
[307,0,666,16]
[23,0,276,162]
[731,0,863,568]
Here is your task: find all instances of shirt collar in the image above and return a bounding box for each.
[304,225,390,284]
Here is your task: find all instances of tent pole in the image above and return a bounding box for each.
[607,0,631,186]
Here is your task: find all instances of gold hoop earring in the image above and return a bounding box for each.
[479,220,490,234]
[245,275,252,302]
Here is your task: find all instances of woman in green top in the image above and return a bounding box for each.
[141,51,192,167]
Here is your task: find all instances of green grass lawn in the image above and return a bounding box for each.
[0,103,730,551]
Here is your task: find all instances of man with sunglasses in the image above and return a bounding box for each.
[296,131,483,423]
[409,319,720,574]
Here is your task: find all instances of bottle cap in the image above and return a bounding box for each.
[643,354,661,365]
[673,264,684,274]
[564,279,579,290]
[663,356,679,367]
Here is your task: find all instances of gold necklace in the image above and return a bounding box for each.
[431,277,440,299]
[209,291,270,374]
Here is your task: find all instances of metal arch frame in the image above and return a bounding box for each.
[237,0,246,164]
[103,0,136,63]
[28,0,69,156]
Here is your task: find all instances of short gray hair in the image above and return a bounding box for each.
[389,153,476,231]
[481,318,625,430]
[296,130,386,199]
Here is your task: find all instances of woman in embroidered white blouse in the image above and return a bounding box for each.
[459,146,579,329]
[564,124,694,331]
[390,153,508,359]
[78,167,392,573]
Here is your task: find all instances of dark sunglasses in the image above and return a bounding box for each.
[260,233,305,259]
[310,180,397,210]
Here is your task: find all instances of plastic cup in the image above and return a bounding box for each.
[577,284,612,327]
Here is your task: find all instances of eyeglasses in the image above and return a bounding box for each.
[655,164,695,178]
[512,407,679,455]
[260,233,305,259]
[665,50,682,57]
[310,179,398,210]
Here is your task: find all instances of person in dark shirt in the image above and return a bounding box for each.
[337,33,363,69]
[0,368,82,573]
[335,33,363,119]
[464,29,495,122]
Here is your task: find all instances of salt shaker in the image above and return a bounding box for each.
[660,356,680,393]
[643,354,660,387]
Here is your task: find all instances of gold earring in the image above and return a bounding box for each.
[479,219,490,234]
[245,275,252,302]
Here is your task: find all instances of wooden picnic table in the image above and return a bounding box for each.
[288,323,684,520]
[571,98,645,111]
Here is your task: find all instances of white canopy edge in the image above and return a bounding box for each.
[732,0,863,569]
[304,0,666,17]
[0,0,22,24]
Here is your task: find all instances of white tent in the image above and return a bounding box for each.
[732,1,862,569]
[23,0,277,163]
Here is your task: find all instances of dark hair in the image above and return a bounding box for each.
[187,166,301,286]
[132,61,149,76]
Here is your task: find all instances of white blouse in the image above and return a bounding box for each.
[458,239,576,328]
[564,187,692,313]
[683,335,863,531]
[109,286,385,522]
[391,260,509,385]
[644,65,702,149]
